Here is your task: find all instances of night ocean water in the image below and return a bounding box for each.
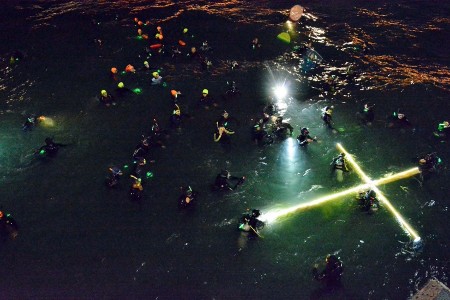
[0,1,449,299]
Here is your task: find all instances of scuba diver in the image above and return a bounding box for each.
[106,166,123,188]
[312,254,344,286]
[433,121,449,141]
[132,136,151,161]
[251,37,261,50]
[356,189,380,214]
[99,90,115,107]
[386,109,412,130]
[115,82,133,98]
[22,115,45,131]
[272,117,294,139]
[198,89,216,109]
[214,126,235,143]
[170,89,182,103]
[418,152,442,181]
[238,209,264,237]
[331,153,349,182]
[171,104,182,128]
[132,157,148,179]
[297,127,317,147]
[322,106,334,129]
[216,110,237,130]
[36,137,67,157]
[178,186,197,209]
[252,120,274,146]
[0,210,19,240]
[213,170,245,191]
[129,176,144,206]
[149,118,167,148]
[200,40,212,52]
[151,72,163,85]
[201,57,212,71]
[224,81,241,99]
[356,103,375,125]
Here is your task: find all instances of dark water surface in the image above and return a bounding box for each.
[1,1,449,299]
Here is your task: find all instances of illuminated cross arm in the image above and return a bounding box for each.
[259,144,420,240]
[336,143,420,240]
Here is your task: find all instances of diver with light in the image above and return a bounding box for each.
[178,186,197,209]
[433,121,449,140]
[238,209,264,236]
[36,137,68,157]
[418,152,442,181]
[356,102,375,125]
[386,109,412,130]
[322,106,334,129]
[213,170,245,191]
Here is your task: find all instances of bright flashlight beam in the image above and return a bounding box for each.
[336,143,420,239]
[259,167,419,224]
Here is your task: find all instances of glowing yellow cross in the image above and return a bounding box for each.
[260,143,421,240]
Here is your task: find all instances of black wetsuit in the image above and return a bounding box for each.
[387,115,412,129]
[38,140,66,157]
[322,111,333,129]
[313,255,344,285]
[297,132,314,146]
[214,173,244,191]
[274,122,294,138]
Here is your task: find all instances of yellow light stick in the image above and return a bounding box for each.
[336,143,420,239]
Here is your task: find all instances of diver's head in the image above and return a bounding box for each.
[301,127,309,135]
[275,116,283,124]
[364,103,374,110]
[324,106,333,114]
[191,47,196,54]
[0,211,3,219]
[152,72,159,78]
[111,67,118,74]
[171,90,178,97]
[118,82,125,89]
[251,209,261,218]
[443,121,449,128]
[222,110,229,118]
[101,90,108,97]
[202,89,209,96]
[144,61,149,68]
[397,109,405,119]
[419,158,427,165]
[220,170,229,178]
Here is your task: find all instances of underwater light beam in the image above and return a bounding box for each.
[336,143,420,239]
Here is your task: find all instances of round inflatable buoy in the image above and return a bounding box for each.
[178,40,186,46]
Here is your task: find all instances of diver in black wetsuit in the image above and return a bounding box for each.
[273,117,294,139]
[129,176,144,206]
[0,210,19,240]
[297,127,317,147]
[322,106,334,129]
[148,118,167,148]
[356,189,380,213]
[132,137,151,161]
[386,109,412,129]
[418,152,441,181]
[252,120,273,146]
[106,166,123,188]
[313,254,344,286]
[214,170,245,191]
[22,115,44,131]
[239,209,264,236]
[433,121,449,140]
[356,103,375,125]
[36,137,67,157]
[178,186,197,209]
[331,153,349,182]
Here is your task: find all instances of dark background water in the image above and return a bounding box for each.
[0,1,449,299]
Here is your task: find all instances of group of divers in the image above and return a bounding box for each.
[3,18,449,288]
